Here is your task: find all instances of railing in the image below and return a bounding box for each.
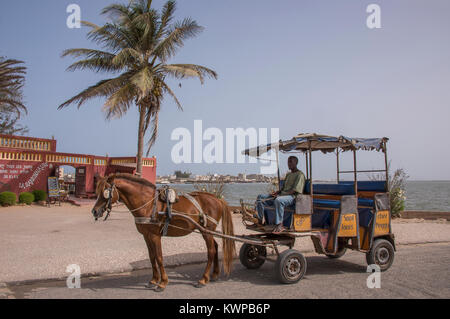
[0,152,42,161]
[0,137,51,151]
[0,150,154,168]
[111,158,155,167]
[143,159,155,167]
[94,159,107,166]
[46,154,91,165]
[111,158,135,165]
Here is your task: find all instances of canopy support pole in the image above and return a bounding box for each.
[384,141,389,192]
[305,153,309,180]
[276,148,281,192]
[309,146,313,196]
[336,150,340,183]
[353,149,358,195]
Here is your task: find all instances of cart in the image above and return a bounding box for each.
[233,133,396,284]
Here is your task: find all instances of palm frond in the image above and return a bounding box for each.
[0,58,27,116]
[103,82,136,119]
[162,64,218,84]
[58,73,133,109]
[151,18,204,62]
[160,80,182,110]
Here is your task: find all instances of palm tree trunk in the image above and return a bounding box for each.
[136,105,146,175]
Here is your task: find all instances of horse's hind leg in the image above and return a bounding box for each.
[144,236,160,288]
[211,239,220,281]
[197,233,216,287]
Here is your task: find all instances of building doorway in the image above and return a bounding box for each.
[57,166,74,194]
[75,167,86,197]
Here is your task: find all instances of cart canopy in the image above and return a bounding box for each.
[243,133,388,156]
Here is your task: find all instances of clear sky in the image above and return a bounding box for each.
[1,0,449,180]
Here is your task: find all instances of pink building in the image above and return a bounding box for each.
[0,134,156,197]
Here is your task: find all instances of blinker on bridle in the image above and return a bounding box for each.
[96,183,116,222]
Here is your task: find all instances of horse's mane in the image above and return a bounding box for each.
[96,173,156,195]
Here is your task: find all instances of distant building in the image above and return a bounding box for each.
[238,173,246,181]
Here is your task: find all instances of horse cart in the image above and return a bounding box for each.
[92,133,395,289]
[234,133,396,284]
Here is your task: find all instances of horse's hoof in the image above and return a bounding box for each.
[145,282,155,289]
[211,275,219,282]
[194,282,206,288]
[154,286,166,292]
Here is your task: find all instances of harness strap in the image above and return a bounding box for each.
[150,190,159,222]
[161,188,173,236]
[183,193,207,227]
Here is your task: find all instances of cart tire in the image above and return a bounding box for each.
[239,244,267,269]
[275,249,307,284]
[366,239,395,271]
[326,247,347,259]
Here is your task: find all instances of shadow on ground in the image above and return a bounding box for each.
[75,255,367,291]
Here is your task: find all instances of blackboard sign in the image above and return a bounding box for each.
[48,177,60,198]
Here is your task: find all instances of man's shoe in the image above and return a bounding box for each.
[272,224,286,234]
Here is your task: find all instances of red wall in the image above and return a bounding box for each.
[0,160,51,194]
[0,134,157,196]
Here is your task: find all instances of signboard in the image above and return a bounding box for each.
[48,177,60,198]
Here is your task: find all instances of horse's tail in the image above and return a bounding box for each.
[220,199,236,276]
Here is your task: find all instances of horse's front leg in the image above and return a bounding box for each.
[144,235,160,288]
[151,233,168,292]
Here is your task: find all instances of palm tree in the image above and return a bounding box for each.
[59,0,217,174]
[0,57,27,118]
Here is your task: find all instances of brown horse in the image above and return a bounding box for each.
[91,173,235,291]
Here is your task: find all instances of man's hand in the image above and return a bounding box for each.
[270,191,280,197]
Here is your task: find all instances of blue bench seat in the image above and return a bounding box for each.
[261,181,380,230]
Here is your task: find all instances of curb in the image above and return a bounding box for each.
[400,211,450,221]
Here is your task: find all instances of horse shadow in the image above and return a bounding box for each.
[79,254,368,292]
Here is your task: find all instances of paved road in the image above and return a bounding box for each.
[2,204,450,284]
[3,242,449,299]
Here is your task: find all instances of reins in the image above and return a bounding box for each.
[101,183,156,221]
[101,183,218,234]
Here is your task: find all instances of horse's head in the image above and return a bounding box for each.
[92,175,120,221]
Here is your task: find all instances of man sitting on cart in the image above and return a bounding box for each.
[255,156,306,234]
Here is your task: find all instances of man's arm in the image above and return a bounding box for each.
[285,172,305,196]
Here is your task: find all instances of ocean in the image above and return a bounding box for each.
[160,181,450,211]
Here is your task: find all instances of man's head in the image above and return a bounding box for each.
[287,156,299,171]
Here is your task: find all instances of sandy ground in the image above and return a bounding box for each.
[1,204,450,284]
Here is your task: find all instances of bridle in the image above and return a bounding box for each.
[96,182,119,221]
[95,182,158,221]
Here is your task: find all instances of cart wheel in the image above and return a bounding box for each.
[366,239,395,271]
[326,246,347,259]
[275,249,307,284]
[239,244,267,269]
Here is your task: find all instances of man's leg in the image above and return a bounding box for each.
[274,195,295,226]
[255,194,275,224]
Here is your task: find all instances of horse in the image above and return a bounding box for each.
[91,173,235,291]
